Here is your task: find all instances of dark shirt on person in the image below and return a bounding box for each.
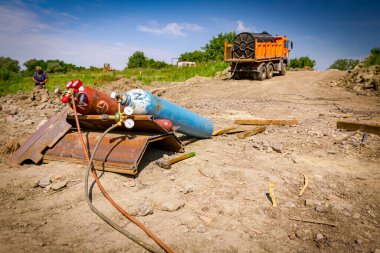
[34,71,48,86]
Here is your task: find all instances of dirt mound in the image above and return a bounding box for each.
[0,89,64,155]
[99,76,145,93]
[328,66,380,96]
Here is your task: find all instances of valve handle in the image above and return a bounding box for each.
[65,80,73,89]
[61,95,70,103]
[72,79,83,89]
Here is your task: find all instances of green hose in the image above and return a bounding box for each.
[84,124,162,253]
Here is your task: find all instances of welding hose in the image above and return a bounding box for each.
[70,96,173,253]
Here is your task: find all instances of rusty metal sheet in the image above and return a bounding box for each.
[66,115,169,134]
[44,131,184,175]
[9,106,72,166]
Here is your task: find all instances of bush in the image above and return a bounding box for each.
[329,59,359,70]
[127,51,168,69]
[179,50,208,63]
[364,47,380,66]
[289,56,316,69]
[0,57,20,73]
[179,32,236,63]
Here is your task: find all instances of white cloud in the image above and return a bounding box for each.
[0,4,175,70]
[236,20,256,33]
[0,4,51,33]
[137,21,203,37]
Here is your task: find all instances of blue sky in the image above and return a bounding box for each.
[0,0,379,70]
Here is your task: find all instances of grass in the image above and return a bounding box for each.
[0,61,228,96]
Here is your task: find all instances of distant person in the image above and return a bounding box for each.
[32,66,48,89]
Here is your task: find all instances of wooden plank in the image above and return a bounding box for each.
[212,127,238,136]
[236,126,266,139]
[226,128,247,134]
[337,121,380,136]
[235,119,299,126]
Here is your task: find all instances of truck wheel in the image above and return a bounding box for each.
[280,64,287,76]
[266,64,273,79]
[257,65,267,81]
[233,71,240,80]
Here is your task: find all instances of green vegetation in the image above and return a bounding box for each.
[329,59,359,70]
[363,47,380,66]
[0,32,235,96]
[289,56,316,69]
[127,51,168,69]
[0,60,228,96]
[179,32,236,62]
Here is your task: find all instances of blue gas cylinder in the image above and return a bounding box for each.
[121,89,213,139]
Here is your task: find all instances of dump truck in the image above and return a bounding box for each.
[224,32,293,80]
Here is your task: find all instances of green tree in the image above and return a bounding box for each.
[289,56,316,69]
[46,59,66,73]
[329,59,359,70]
[202,32,236,61]
[146,58,168,69]
[364,47,380,66]
[0,57,20,73]
[179,50,208,62]
[127,51,148,68]
[23,59,47,74]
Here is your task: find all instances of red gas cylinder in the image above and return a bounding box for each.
[71,86,120,115]
[154,119,173,132]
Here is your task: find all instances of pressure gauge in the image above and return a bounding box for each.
[110,91,117,99]
[124,118,135,129]
[123,106,134,115]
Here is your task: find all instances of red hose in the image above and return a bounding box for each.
[70,95,174,253]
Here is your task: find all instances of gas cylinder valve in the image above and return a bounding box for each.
[110,91,135,128]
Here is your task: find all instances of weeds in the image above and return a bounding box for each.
[0,61,228,96]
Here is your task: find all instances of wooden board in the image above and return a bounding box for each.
[236,126,266,139]
[337,121,380,136]
[235,119,299,126]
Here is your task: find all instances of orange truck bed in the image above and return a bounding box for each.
[224,33,291,62]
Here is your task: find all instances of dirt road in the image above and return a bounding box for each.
[0,70,379,252]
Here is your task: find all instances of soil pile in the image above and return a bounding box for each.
[329,66,380,96]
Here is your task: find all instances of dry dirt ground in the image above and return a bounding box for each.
[0,70,379,253]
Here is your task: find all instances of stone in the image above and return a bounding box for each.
[123,181,136,187]
[296,229,313,240]
[50,180,67,190]
[326,194,342,201]
[374,249,380,253]
[52,175,64,182]
[305,199,322,207]
[315,233,324,241]
[285,201,296,208]
[180,183,193,194]
[355,238,363,245]
[198,215,213,225]
[196,224,206,233]
[315,204,329,213]
[271,143,284,153]
[169,175,175,181]
[136,203,153,216]
[38,176,51,188]
[353,213,360,219]
[160,199,185,212]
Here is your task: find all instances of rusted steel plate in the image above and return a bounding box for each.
[9,106,72,166]
[44,131,183,175]
[66,115,169,133]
